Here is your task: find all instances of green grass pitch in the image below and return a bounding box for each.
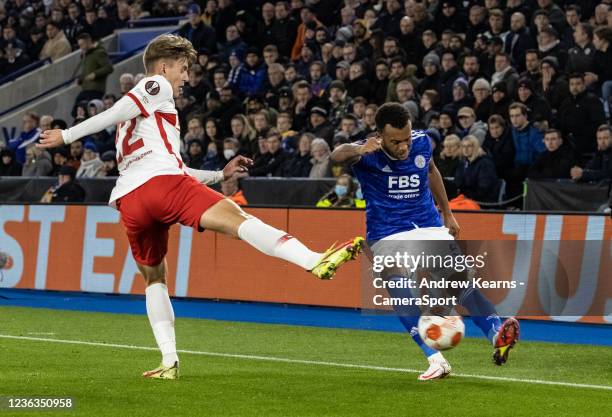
[1,306,611,417]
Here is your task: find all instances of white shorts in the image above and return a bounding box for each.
[370,226,459,281]
[370,226,454,255]
[375,227,454,244]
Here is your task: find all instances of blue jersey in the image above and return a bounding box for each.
[352,130,442,241]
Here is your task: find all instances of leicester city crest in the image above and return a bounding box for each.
[415,155,426,169]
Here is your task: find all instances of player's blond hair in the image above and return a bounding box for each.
[143,34,197,73]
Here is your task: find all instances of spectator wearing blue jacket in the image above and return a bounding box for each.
[8,111,41,165]
[236,48,267,97]
[509,102,545,167]
[507,102,545,203]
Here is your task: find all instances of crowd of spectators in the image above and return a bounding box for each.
[1,0,612,207]
[0,0,189,77]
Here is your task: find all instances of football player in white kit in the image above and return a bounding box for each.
[38,34,364,379]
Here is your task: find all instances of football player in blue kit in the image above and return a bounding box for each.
[331,103,519,380]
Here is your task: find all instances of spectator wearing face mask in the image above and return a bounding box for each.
[221,137,241,165]
[316,174,358,208]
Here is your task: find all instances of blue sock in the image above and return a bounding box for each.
[459,288,502,343]
[397,315,438,358]
[387,275,438,358]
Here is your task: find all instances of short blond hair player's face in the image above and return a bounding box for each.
[151,57,190,98]
[144,35,196,98]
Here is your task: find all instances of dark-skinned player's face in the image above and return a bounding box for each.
[380,123,412,160]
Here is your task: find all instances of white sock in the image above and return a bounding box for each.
[145,283,178,367]
[237,217,322,270]
[428,352,447,364]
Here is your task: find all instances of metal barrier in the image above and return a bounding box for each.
[126,17,185,28]
[0,177,609,212]
[0,59,51,85]
[524,179,611,212]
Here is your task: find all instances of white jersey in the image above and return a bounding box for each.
[109,74,186,205]
[61,73,224,207]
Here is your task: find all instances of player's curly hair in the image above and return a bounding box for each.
[143,34,197,72]
[375,102,411,132]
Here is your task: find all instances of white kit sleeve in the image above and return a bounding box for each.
[185,168,225,185]
[61,96,141,144]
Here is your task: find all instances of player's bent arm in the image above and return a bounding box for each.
[185,168,224,185]
[330,143,363,165]
[61,96,141,144]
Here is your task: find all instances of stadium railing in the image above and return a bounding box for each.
[0,177,609,212]
[126,16,184,28]
[0,58,51,85]
[0,35,117,116]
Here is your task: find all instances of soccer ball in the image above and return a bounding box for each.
[418,316,465,350]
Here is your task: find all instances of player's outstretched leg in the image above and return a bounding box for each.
[139,261,179,380]
[387,275,451,380]
[200,199,364,280]
[457,287,519,365]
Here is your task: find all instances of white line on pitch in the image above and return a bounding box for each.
[1,334,610,392]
